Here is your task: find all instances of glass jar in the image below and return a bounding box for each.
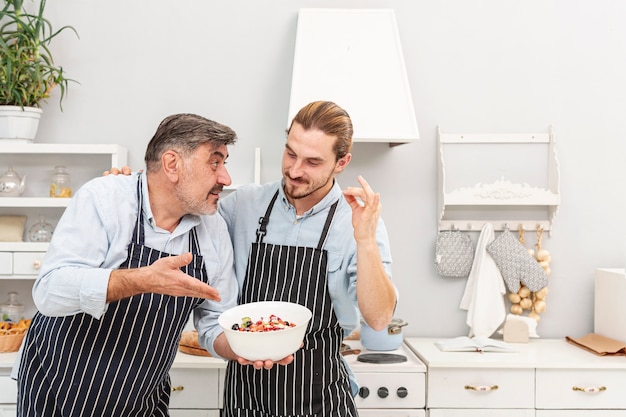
[50,165,72,198]
[1,292,24,323]
[28,214,54,242]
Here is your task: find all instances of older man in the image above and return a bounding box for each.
[16,114,239,417]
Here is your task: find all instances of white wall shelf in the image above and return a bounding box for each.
[0,143,129,333]
[438,127,560,233]
[0,197,71,208]
[0,142,127,239]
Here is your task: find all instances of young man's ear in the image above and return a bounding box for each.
[335,153,352,173]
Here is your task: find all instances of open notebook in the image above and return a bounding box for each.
[435,336,517,353]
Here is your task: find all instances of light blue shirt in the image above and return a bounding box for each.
[26,172,237,357]
[217,179,395,337]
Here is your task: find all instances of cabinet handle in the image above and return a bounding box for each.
[171,386,185,392]
[464,384,498,392]
[572,385,606,393]
[33,260,41,269]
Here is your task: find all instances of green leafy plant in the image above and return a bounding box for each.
[0,0,78,109]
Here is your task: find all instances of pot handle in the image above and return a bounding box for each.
[388,320,408,335]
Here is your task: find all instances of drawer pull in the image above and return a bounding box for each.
[572,385,606,393]
[171,386,185,392]
[464,384,498,392]
[33,260,41,269]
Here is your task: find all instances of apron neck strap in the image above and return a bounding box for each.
[131,174,146,245]
[256,190,279,243]
[316,199,338,250]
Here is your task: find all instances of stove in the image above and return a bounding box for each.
[343,340,426,417]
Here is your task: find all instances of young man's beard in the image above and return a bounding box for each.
[283,171,334,201]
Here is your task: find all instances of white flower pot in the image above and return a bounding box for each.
[0,106,43,142]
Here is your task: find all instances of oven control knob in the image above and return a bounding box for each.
[397,386,408,398]
[377,387,389,398]
[358,387,370,399]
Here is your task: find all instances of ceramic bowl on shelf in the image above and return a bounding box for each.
[218,301,312,361]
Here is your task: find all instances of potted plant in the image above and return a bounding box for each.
[0,0,78,141]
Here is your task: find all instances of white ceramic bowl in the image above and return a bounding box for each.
[218,301,312,361]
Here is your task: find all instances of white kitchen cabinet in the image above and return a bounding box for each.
[169,353,226,416]
[428,410,534,417]
[169,411,219,417]
[536,412,626,417]
[406,338,626,415]
[0,350,226,415]
[437,128,560,233]
[426,368,534,409]
[169,368,222,410]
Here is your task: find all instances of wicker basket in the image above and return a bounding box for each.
[0,328,27,353]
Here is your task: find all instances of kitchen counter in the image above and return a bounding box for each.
[405,337,626,415]
[405,337,626,369]
[0,349,228,416]
[0,349,227,371]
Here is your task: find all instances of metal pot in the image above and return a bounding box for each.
[360,318,408,351]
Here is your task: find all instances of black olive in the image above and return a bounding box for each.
[231,324,239,330]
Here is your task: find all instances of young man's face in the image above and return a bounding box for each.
[282,122,349,204]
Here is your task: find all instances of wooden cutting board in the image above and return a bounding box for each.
[178,330,211,357]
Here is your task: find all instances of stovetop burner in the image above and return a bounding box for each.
[342,339,426,373]
[357,353,407,364]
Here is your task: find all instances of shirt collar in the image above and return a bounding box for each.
[140,171,202,233]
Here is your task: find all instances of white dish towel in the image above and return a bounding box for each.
[459,223,507,338]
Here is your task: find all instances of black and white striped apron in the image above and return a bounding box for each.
[222,190,358,417]
[17,175,209,417]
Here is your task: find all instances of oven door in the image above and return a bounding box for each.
[356,410,425,417]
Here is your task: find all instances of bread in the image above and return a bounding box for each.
[178,330,211,357]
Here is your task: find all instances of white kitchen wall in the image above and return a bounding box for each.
[34,0,625,338]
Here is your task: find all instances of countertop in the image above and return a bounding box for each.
[405,337,626,369]
[0,349,227,370]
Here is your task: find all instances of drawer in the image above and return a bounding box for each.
[13,252,45,276]
[0,406,16,417]
[429,410,535,417]
[169,368,221,409]
[537,411,626,417]
[0,253,12,275]
[169,410,218,417]
[357,411,424,417]
[0,376,17,404]
[427,368,534,408]
[536,368,626,409]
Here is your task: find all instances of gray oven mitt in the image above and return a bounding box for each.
[486,228,548,293]
[435,230,475,278]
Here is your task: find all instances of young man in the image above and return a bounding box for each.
[107,102,397,416]
[16,114,239,417]
[205,101,397,417]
